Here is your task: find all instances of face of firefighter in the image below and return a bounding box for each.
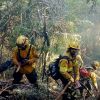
[92,61,100,70]
[16,43,27,50]
[93,65,98,70]
[70,48,79,58]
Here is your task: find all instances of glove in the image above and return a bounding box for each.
[75,76,80,81]
[70,77,74,82]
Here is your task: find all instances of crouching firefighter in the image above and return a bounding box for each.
[12,35,39,86]
[59,42,81,100]
[80,61,99,95]
[90,61,100,92]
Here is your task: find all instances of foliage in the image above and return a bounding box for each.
[0,0,100,79]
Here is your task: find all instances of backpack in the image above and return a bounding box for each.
[48,55,70,80]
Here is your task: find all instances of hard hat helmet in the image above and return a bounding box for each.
[67,42,80,58]
[69,42,80,50]
[16,35,29,49]
[16,35,29,45]
[91,61,100,70]
[79,67,90,77]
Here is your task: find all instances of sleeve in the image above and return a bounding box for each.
[59,59,72,79]
[76,55,84,67]
[73,60,80,81]
[12,47,19,67]
[90,72,98,89]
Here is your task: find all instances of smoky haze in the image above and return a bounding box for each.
[62,0,100,65]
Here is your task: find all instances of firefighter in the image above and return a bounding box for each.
[59,42,82,99]
[89,61,99,91]
[12,35,39,86]
[79,61,100,97]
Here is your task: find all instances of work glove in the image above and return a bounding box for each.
[70,77,74,83]
[75,76,80,82]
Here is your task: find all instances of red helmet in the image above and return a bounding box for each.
[79,67,90,77]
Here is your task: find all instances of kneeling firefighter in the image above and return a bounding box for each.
[79,61,100,97]
[87,61,99,91]
[12,35,39,86]
[59,42,82,100]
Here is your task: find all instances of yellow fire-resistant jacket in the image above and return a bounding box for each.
[59,53,80,81]
[12,44,39,74]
